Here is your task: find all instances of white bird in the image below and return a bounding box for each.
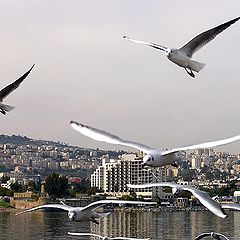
[123,16,240,78]
[0,65,35,115]
[68,232,151,240]
[16,199,156,224]
[70,121,240,168]
[127,182,227,219]
[195,232,229,240]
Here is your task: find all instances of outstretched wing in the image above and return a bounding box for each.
[182,186,227,219]
[67,232,150,240]
[161,135,240,156]
[180,16,240,57]
[0,64,34,101]
[123,36,168,52]
[195,233,211,240]
[15,203,73,215]
[195,232,229,240]
[70,121,155,154]
[68,232,104,239]
[113,238,151,240]
[81,200,157,212]
[221,203,240,211]
[127,183,226,218]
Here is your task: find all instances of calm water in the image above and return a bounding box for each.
[0,210,239,240]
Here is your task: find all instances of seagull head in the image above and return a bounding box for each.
[172,187,181,195]
[142,154,155,166]
[68,211,76,221]
[166,48,176,57]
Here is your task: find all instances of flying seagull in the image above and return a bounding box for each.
[16,199,156,224]
[70,121,240,168]
[123,16,240,78]
[0,65,35,115]
[68,232,151,240]
[127,182,227,219]
[195,232,229,240]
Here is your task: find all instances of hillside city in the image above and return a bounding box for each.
[1,134,240,207]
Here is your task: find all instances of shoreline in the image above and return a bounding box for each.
[0,205,237,213]
[0,207,16,213]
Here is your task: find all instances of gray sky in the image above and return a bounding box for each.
[1,0,240,153]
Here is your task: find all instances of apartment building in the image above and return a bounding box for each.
[91,153,167,199]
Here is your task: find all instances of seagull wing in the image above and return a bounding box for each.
[70,121,155,154]
[68,232,104,239]
[123,36,168,52]
[195,233,211,240]
[15,203,73,215]
[0,65,34,101]
[180,16,240,57]
[195,232,229,240]
[181,186,227,219]
[67,233,150,240]
[161,135,240,156]
[112,238,151,240]
[127,183,226,218]
[81,200,157,212]
[212,233,230,240]
[221,203,240,211]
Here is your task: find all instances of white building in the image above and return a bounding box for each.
[91,154,166,199]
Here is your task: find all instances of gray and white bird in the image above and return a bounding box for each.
[70,121,240,168]
[0,65,34,115]
[127,182,227,219]
[68,232,151,240]
[195,232,229,240]
[16,199,156,224]
[124,16,240,78]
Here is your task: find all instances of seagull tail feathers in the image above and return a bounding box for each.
[190,60,206,72]
[98,212,111,218]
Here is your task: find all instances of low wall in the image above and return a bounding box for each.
[10,197,50,209]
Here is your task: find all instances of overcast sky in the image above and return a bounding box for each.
[1,0,240,153]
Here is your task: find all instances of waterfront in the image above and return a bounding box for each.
[0,210,239,240]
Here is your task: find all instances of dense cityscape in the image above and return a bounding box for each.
[1,134,240,209]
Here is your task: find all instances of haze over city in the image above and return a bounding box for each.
[1,0,240,153]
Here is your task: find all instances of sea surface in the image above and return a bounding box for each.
[0,210,239,240]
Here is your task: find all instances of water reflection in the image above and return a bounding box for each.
[0,210,239,240]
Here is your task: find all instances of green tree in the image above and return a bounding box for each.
[44,173,68,199]
[10,182,23,192]
[0,175,10,183]
[181,169,197,181]
[0,186,13,196]
[27,181,41,193]
[86,187,103,196]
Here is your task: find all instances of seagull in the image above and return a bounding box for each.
[123,16,240,78]
[0,65,35,115]
[70,121,240,168]
[195,232,229,240]
[16,199,156,224]
[68,232,151,240]
[127,182,227,219]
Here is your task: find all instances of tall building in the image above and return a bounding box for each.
[91,153,166,199]
[191,156,201,170]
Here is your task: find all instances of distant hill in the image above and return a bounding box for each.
[0,134,128,158]
[0,134,68,147]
